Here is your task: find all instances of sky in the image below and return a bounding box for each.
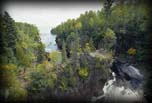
[4,2,102,33]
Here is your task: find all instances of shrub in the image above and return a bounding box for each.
[103,28,116,50]
[28,71,54,93]
[104,28,116,40]
[59,77,68,92]
[127,48,137,55]
[28,61,56,94]
[78,67,89,79]
[9,87,27,101]
[48,51,62,64]
[84,43,91,53]
[0,64,27,100]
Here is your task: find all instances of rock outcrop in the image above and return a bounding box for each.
[111,59,143,88]
[91,60,144,103]
[51,51,113,101]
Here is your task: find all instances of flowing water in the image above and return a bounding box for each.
[40,33,57,53]
[92,72,143,102]
[103,72,143,102]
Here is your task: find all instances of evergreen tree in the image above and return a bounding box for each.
[104,0,114,16]
[70,33,80,70]
[62,40,68,63]
[0,11,17,64]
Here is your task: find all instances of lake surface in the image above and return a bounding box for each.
[40,33,57,53]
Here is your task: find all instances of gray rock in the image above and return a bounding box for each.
[112,60,143,88]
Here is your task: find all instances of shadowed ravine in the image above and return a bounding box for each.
[1,1,151,102]
[41,32,144,103]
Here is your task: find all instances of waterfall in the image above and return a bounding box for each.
[40,33,57,53]
[92,71,143,102]
[103,72,143,101]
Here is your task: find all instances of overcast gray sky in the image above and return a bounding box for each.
[4,2,102,33]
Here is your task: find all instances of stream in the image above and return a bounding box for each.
[92,61,144,102]
[102,72,143,102]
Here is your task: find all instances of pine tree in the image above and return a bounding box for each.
[104,0,114,16]
[0,11,17,64]
[71,33,80,70]
[62,40,68,63]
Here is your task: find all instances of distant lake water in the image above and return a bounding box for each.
[40,33,57,53]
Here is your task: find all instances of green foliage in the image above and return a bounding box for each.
[104,28,116,40]
[51,9,116,52]
[28,61,57,93]
[84,43,91,53]
[51,2,149,65]
[0,48,17,64]
[75,21,82,29]
[62,40,68,63]
[15,22,45,65]
[0,64,27,100]
[28,72,47,93]
[16,43,33,66]
[0,1,151,100]
[36,60,53,72]
[48,51,62,64]
[36,42,45,62]
[103,28,116,50]
[83,39,95,53]
[0,12,45,100]
[70,34,81,70]
[59,74,76,91]
[110,3,149,59]
[57,64,77,92]
[0,12,17,64]
[104,0,114,16]
[8,87,27,101]
[59,77,68,92]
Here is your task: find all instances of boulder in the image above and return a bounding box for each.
[111,60,143,88]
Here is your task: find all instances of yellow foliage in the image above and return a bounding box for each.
[75,22,82,29]
[48,51,62,64]
[0,64,17,71]
[0,64,27,100]
[104,28,116,40]
[78,67,89,78]
[84,43,91,52]
[43,60,50,65]
[127,48,137,55]
[36,60,53,72]
[36,64,45,72]
[42,60,53,69]
[21,41,28,49]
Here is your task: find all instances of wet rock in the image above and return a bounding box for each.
[111,59,143,88]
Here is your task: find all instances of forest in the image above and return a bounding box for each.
[0,0,152,102]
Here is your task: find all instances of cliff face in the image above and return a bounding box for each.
[50,51,113,101]
[56,37,62,50]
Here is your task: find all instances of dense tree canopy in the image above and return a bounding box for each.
[51,1,149,63]
[51,1,151,101]
[0,11,45,100]
[0,0,151,102]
